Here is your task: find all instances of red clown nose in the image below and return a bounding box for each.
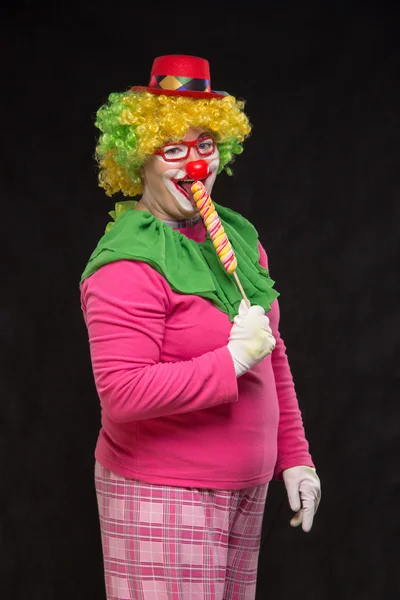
[186,160,209,180]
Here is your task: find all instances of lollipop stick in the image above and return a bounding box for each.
[233,271,251,308]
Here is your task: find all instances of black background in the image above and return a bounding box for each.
[2,1,399,598]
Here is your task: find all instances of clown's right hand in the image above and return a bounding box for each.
[227,299,276,377]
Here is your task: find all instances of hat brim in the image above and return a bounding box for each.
[131,86,227,99]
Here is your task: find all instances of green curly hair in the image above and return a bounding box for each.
[94,91,252,197]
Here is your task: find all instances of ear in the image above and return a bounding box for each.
[139,165,146,184]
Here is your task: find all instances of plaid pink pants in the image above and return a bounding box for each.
[95,461,268,599]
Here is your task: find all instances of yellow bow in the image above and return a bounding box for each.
[105,200,138,233]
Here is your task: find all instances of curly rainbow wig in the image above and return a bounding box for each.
[94,91,252,197]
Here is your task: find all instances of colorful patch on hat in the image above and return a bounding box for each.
[150,75,211,92]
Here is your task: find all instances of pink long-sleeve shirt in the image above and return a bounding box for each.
[80,218,314,489]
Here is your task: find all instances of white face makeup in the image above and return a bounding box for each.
[139,127,220,222]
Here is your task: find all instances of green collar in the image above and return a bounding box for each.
[80,202,279,321]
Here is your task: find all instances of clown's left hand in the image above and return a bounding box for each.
[282,466,321,532]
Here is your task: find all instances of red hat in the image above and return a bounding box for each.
[131,55,227,99]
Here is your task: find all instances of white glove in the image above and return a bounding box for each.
[227,299,276,377]
[282,466,321,532]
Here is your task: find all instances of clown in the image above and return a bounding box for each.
[80,54,321,600]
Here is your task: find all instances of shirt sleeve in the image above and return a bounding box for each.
[258,241,315,479]
[80,260,238,423]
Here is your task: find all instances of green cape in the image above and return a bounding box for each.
[80,202,279,321]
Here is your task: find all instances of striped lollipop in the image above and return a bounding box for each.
[191,181,250,306]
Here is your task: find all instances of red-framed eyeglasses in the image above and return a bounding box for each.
[154,136,216,162]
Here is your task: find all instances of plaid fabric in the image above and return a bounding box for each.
[95,462,268,599]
